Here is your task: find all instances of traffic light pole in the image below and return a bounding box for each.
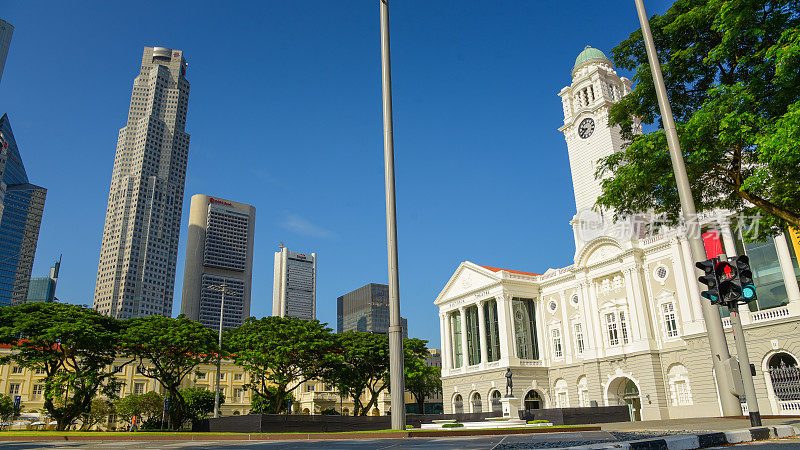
[728,300,762,426]
[634,0,741,416]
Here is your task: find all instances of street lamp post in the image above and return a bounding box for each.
[633,0,740,416]
[378,0,405,431]
[208,283,231,419]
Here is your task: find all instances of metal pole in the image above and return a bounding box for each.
[379,0,405,431]
[214,286,225,418]
[728,302,761,426]
[633,0,741,415]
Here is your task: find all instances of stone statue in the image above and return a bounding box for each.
[505,368,513,397]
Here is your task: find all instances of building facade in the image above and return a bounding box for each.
[435,47,800,421]
[272,246,316,320]
[337,283,408,339]
[25,256,60,303]
[0,114,46,307]
[180,194,256,329]
[93,47,190,319]
[0,18,12,86]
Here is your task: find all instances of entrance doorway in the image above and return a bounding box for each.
[608,377,641,421]
[524,390,542,410]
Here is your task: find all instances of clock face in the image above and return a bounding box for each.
[578,118,595,139]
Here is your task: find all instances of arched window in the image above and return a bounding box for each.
[490,390,502,412]
[554,379,569,408]
[453,394,464,414]
[471,392,482,412]
[768,352,800,402]
[667,364,693,406]
[524,390,542,410]
[577,376,589,407]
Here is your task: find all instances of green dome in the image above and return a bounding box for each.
[572,45,611,74]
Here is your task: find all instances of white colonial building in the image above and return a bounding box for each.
[435,46,800,421]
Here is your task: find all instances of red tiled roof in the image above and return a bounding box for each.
[479,265,540,277]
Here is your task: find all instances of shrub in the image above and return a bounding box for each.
[527,419,550,424]
[442,423,464,428]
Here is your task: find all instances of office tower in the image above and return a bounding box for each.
[26,256,61,303]
[337,283,408,339]
[93,47,190,319]
[0,19,12,86]
[272,246,316,320]
[180,195,255,329]
[0,114,46,307]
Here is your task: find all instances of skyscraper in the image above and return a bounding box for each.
[272,246,316,320]
[0,19,13,86]
[93,47,190,319]
[0,114,46,307]
[337,283,407,338]
[26,256,61,303]
[180,195,255,329]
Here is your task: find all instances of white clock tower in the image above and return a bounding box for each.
[558,46,639,251]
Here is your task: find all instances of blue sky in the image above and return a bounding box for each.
[0,0,672,345]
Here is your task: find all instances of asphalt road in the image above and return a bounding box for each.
[0,431,616,449]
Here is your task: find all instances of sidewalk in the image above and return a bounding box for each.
[599,417,800,432]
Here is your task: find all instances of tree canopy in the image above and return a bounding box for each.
[0,302,126,430]
[405,356,442,415]
[119,315,217,428]
[225,316,336,414]
[596,0,800,236]
[114,391,165,426]
[181,387,224,422]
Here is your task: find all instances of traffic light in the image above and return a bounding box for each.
[716,260,741,302]
[732,255,758,303]
[696,258,723,304]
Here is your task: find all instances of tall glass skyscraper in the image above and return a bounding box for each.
[93,47,190,319]
[0,114,47,307]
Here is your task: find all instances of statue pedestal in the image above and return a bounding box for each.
[500,397,521,418]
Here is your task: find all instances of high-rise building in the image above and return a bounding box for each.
[0,114,46,307]
[272,246,316,320]
[26,256,61,303]
[93,47,190,319]
[180,195,255,329]
[0,19,13,86]
[337,283,408,339]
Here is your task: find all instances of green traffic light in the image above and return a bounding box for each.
[742,285,756,299]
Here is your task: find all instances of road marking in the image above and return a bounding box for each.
[490,435,508,450]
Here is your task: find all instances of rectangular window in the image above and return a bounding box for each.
[663,303,678,338]
[620,312,629,344]
[234,373,243,381]
[133,382,145,395]
[675,380,690,405]
[557,391,568,408]
[196,371,206,380]
[233,388,243,402]
[483,299,501,362]
[512,297,539,360]
[551,328,563,358]
[606,313,619,346]
[32,384,44,400]
[11,366,23,374]
[451,312,463,368]
[9,383,20,395]
[574,323,585,354]
[465,305,481,365]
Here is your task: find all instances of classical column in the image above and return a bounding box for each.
[623,268,645,341]
[476,300,488,364]
[680,235,705,322]
[558,292,573,362]
[585,281,605,356]
[495,296,512,361]
[670,237,696,322]
[775,232,800,303]
[440,313,451,370]
[577,282,597,353]
[460,307,469,367]
[630,266,656,341]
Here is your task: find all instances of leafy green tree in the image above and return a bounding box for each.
[327,333,429,416]
[405,358,442,415]
[0,394,19,420]
[0,303,126,430]
[79,398,115,431]
[225,316,336,414]
[114,391,165,426]
[120,315,217,428]
[181,387,224,422]
[250,387,293,414]
[595,0,800,235]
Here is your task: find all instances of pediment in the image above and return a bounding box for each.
[576,237,624,267]
[435,262,500,305]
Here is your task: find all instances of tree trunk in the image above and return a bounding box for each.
[417,394,425,415]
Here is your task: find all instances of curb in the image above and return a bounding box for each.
[567,425,800,449]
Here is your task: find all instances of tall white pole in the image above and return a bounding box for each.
[633,0,740,415]
[214,286,225,418]
[379,0,405,431]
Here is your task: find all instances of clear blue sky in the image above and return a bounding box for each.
[1,0,671,345]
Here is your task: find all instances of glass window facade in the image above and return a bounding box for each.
[0,115,46,307]
[483,299,501,362]
[465,305,480,365]
[450,312,463,368]
[745,237,791,311]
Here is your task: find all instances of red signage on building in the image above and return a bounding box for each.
[209,198,232,206]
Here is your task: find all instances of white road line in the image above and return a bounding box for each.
[490,435,508,450]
